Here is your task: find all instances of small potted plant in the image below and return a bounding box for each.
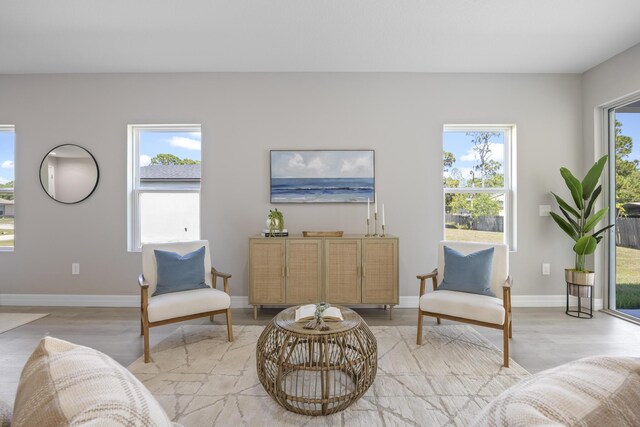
[550,155,614,290]
[266,208,284,237]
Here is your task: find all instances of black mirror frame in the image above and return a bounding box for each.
[39,144,100,204]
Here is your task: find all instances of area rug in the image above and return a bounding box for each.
[129,325,529,426]
[0,313,48,334]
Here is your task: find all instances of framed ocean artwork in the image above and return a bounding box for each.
[270,150,375,203]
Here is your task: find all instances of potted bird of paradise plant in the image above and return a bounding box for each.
[550,155,614,294]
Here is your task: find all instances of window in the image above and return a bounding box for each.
[0,125,15,252]
[443,125,516,249]
[128,125,201,251]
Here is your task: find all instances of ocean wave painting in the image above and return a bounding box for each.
[271,150,374,203]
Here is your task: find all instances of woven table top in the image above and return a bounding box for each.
[274,305,362,336]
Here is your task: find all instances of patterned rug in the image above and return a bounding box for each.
[0,313,48,334]
[129,325,529,426]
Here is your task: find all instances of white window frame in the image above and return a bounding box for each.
[127,124,201,252]
[443,124,517,250]
[0,125,15,253]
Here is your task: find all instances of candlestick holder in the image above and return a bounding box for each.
[381,224,385,237]
[373,213,379,237]
[365,218,371,237]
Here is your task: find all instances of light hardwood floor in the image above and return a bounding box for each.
[2,306,640,404]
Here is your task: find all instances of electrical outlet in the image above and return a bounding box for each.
[72,263,80,275]
[542,263,550,275]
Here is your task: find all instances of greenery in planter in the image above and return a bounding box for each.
[550,155,614,272]
[267,208,284,237]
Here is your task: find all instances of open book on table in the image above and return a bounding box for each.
[295,304,344,322]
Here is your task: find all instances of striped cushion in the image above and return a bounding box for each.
[471,356,640,426]
[12,337,175,427]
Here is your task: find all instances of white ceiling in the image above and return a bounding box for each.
[2,0,640,74]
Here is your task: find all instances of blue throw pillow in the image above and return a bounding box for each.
[438,246,496,297]
[153,246,208,297]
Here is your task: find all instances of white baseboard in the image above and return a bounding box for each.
[512,295,604,310]
[0,293,603,310]
[231,296,249,308]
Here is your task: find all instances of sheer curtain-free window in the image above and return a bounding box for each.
[443,125,516,249]
[0,125,15,252]
[127,125,201,251]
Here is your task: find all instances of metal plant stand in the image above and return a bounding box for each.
[256,305,377,416]
[566,282,594,319]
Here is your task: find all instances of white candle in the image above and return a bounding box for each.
[367,198,370,220]
[382,204,385,226]
[374,192,378,214]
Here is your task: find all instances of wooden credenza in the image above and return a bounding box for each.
[249,235,399,319]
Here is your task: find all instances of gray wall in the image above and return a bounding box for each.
[582,42,640,301]
[0,72,584,301]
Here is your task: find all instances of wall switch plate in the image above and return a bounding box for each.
[542,263,550,275]
[72,263,80,275]
[539,205,551,216]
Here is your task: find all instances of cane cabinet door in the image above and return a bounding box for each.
[324,239,361,304]
[361,238,398,304]
[249,239,286,304]
[285,239,322,304]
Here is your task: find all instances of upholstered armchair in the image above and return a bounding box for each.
[139,240,233,363]
[417,241,512,367]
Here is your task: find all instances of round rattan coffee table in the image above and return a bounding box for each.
[256,305,377,416]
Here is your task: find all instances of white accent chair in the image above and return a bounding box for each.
[139,240,233,363]
[417,241,513,367]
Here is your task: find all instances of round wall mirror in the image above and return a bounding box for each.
[39,144,100,204]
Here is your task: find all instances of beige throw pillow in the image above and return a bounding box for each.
[12,337,174,427]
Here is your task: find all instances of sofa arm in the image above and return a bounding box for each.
[138,274,149,288]
[211,267,232,294]
[417,268,438,296]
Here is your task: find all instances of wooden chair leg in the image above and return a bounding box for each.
[503,321,510,368]
[416,310,423,345]
[436,317,441,325]
[143,322,150,363]
[209,314,215,322]
[140,317,143,336]
[226,308,234,342]
[509,319,513,338]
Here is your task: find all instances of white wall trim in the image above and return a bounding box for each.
[512,295,603,310]
[231,296,249,308]
[1,294,603,310]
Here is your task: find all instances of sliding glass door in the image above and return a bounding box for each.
[608,99,640,319]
